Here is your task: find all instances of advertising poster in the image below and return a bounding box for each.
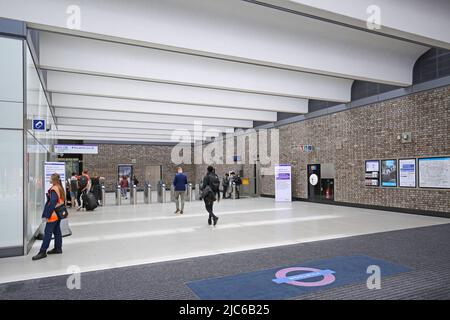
[381,159,397,187]
[44,162,66,194]
[399,159,416,187]
[418,157,450,189]
[275,165,292,202]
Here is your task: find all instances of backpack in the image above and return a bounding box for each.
[70,178,78,192]
[236,177,242,186]
[79,175,88,189]
[209,173,220,192]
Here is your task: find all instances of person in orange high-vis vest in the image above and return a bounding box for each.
[32,173,65,261]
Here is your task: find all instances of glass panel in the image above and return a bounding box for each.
[0,37,23,103]
[26,133,47,242]
[0,129,23,247]
[0,101,23,129]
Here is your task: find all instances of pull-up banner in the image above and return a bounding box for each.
[275,164,292,202]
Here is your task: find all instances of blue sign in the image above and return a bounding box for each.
[32,119,46,131]
[187,255,410,300]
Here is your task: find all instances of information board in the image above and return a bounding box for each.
[399,159,416,188]
[418,157,450,189]
[44,162,66,194]
[365,160,380,187]
[275,164,292,202]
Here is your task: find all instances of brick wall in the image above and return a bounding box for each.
[261,85,450,214]
[83,144,195,191]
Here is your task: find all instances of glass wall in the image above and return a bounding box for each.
[0,36,24,253]
[25,45,56,247]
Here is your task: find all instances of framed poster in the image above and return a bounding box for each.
[365,160,380,187]
[381,159,397,187]
[399,159,417,188]
[418,157,450,189]
[118,164,133,184]
[275,164,292,202]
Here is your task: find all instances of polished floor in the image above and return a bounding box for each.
[0,194,448,285]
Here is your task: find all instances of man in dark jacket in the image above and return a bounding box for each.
[173,167,188,214]
[202,166,219,226]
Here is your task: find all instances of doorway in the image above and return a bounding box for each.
[145,165,162,187]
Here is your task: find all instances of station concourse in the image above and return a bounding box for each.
[0,0,449,301]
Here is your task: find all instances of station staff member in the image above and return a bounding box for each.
[32,173,65,261]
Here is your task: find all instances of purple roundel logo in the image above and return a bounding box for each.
[273,267,336,287]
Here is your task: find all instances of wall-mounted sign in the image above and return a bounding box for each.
[54,144,98,154]
[365,160,380,187]
[299,145,314,153]
[275,164,292,202]
[381,159,397,187]
[32,119,46,131]
[44,162,66,195]
[399,159,416,188]
[418,157,450,189]
[309,173,319,186]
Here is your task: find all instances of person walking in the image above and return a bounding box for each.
[222,173,230,199]
[202,166,220,226]
[69,172,78,208]
[120,175,129,199]
[77,169,91,211]
[32,173,65,260]
[173,167,188,214]
[91,172,102,206]
[132,175,139,188]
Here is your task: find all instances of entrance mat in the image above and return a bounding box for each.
[186,255,410,300]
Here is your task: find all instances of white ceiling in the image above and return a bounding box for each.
[0,0,445,143]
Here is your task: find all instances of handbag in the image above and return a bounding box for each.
[55,204,69,219]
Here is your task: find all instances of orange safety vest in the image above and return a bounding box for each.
[47,185,65,222]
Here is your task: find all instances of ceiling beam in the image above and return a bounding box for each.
[54,107,253,128]
[55,131,204,141]
[46,71,308,113]
[56,125,220,137]
[0,0,431,85]
[51,93,278,122]
[256,0,450,50]
[39,31,352,101]
[55,118,233,133]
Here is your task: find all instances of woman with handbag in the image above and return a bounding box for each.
[32,173,67,261]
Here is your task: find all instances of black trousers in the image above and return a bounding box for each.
[40,220,62,253]
[204,199,217,222]
[222,186,228,199]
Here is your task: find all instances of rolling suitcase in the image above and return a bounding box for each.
[83,192,98,211]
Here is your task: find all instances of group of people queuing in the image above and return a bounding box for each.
[67,169,104,210]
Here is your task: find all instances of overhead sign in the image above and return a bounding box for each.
[275,164,292,202]
[54,144,98,154]
[32,119,46,131]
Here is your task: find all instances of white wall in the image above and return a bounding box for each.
[0,37,24,249]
